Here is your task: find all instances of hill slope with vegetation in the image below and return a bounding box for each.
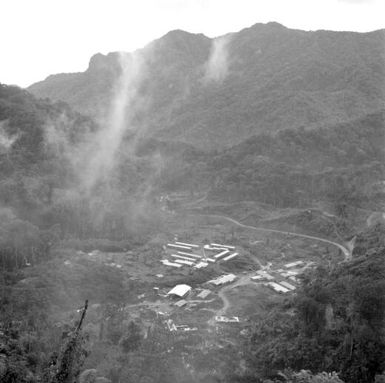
[28,23,385,149]
[246,224,385,383]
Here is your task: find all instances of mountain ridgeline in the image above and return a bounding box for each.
[28,22,385,149]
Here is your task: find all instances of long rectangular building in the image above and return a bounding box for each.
[279,281,296,290]
[223,253,238,261]
[285,261,304,268]
[208,274,236,285]
[211,243,235,250]
[167,243,192,251]
[170,254,197,262]
[266,282,290,293]
[175,241,200,248]
[161,260,182,268]
[174,259,194,266]
[177,251,202,258]
[214,249,230,259]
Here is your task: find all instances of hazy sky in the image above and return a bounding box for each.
[1,0,384,87]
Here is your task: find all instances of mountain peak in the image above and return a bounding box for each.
[87,52,120,73]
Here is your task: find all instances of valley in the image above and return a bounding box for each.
[9,195,353,381]
[0,17,384,383]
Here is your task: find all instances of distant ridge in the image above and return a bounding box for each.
[28,23,385,149]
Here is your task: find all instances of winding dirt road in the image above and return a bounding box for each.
[197,213,351,261]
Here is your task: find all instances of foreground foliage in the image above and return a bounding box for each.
[248,224,385,383]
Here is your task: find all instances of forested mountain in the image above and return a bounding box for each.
[28,23,385,149]
[1,21,385,383]
[205,110,385,209]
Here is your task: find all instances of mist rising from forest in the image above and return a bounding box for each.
[40,47,168,239]
[0,120,18,152]
[82,52,145,194]
[204,35,231,83]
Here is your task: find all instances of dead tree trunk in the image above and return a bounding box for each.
[49,300,89,383]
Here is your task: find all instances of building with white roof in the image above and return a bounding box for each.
[161,260,182,268]
[215,316,239,322]
[174,259,194,266]
[170,254,196,262]
[214,249,230,259]
[175,241,200,248]
[194,262,209,269]
[279,281,296,290]
[256,270,274,280]
[208,274,236,286]
[223,253,238,261]
[211,243,235,250]
[167,243,192,251]
[266,282,290,293]
[167,284,192,298]
[251,275,264,281]
[174,300,188,307]
[177,251,202,258]
[284,261,304,268]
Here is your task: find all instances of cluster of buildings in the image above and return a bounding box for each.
[160,241,239,269]
[251,260,306,294]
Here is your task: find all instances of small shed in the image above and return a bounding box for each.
[197,289,211,299]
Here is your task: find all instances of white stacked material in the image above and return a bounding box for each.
[174,259,194,266]
[161,260,182,268]
[215,316,239,322]
[223,252,238,261]
[289,276,299,283]
[194,262,209,269]
[208,274,237,285]
[251,275,264,280]
[266,282,290,293]
[284,261,304,268]
[175,242,200,248]
[167,243,192,251]
[214,249,230,259]
[167,284,192,297]
[166,319,177,331]
[279,281,296,290]
[211,243,235,250]
[171,254,196,262]
[177,251,202,258]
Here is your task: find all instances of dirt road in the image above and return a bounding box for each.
[198,213,351,261]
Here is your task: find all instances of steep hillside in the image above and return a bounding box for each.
[28,23,385,149]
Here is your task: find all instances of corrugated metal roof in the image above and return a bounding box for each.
[209,274,236,285]
[279,281,296,290]
[167,284,192,297]
[267,282,290,293]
